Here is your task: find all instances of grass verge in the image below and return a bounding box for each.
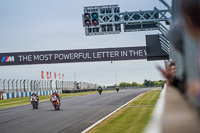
[88,90,161,133]
[0,90,113,109]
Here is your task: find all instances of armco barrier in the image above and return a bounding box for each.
[2,90,62,100]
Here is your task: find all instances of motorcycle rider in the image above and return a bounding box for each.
[97,86,103,95]
[116,85,119,92]
[30,92,39,102]
[50,91,61,104]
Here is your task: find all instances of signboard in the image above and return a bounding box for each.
[146,34,169,61]
[124,22,158,32]
[0,47,147,66]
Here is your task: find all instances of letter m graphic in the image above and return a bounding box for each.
[1,56,15,62]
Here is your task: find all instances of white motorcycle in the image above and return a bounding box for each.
[30,96,38,109]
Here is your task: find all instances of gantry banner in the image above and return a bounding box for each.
[0,46,147,66]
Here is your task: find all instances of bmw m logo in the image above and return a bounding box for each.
[1,56,15,62]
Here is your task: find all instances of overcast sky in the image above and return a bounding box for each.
[0,0,171,86]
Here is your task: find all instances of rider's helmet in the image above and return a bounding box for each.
[53,91,57,95]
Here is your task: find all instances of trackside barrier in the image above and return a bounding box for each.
[2,90,62,100]
[144,85,200,133]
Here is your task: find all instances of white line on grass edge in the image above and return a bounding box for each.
[144,85,166,133]
[81,91,149,133]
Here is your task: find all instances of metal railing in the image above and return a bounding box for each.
[0,79,102,93]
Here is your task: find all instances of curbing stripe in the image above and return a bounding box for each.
[81,91,149,133]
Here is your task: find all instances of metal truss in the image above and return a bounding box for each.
[157,21,170,54]
[83,0,172,55]
[97,7,171,26]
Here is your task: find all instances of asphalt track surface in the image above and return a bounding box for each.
[0,88,155,133]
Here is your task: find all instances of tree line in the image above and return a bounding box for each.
[119,80,165,87]
[107,80,165,88]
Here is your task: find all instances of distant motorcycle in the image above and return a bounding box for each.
[98,89,102,95]
[116,86,119,92]
[50,95,60,110]
[30,96,38,109]
[116,88,119,92]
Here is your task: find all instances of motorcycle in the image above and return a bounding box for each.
[98,89,102,95]
[50,95,60,110]
[116,86,119,92]
[116,88,119,92]
[30,96,38,109]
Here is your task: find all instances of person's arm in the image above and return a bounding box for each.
[157,65,174,86]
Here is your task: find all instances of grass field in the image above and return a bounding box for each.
[0,90,113,109]
[88,90,161,133]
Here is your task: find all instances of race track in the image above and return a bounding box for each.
[0,88,155,133]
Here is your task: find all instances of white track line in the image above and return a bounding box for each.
[81,92,148,133]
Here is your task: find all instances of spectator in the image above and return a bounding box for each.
[181,0,200,43]
[181,0,200,108]
[158,61,185,93]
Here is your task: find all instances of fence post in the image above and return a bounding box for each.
[44,80,47,90]
[42,80,44,91]
[50,80,53,90]
[16,79,19,92]
[23,80,26,92]
[55,80,57,90]
[38,80,41,91]
[3,79,6,93]
[8,79,10,93]
[20,79,22,92]
[30,80,33,91]
[62,81,63,91]
[12,79,14,93]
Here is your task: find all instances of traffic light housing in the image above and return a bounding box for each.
[83,12,99,27]
[83,5,121,36]
[84,13,91,26]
